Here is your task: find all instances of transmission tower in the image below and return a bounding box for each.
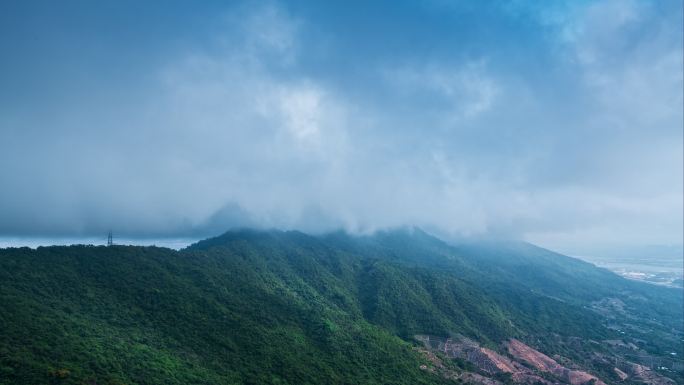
[107,231,113,246]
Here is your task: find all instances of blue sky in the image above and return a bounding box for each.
[0,0,682,255]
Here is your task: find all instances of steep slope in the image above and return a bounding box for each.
[186,229,516,342]
[323,229,682,352]
[321,229,683,383]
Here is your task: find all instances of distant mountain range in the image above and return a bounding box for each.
[1,228,681,385]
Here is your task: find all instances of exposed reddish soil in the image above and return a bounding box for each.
[477,346,552,385]
[506,339,606,385]
[415,335,628,385]
[480,347,520,373]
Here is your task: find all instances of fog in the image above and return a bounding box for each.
[0,0,682,255]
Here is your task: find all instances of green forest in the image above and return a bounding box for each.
[1,229,681,384]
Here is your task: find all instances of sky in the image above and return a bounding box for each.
[0,0,682,256]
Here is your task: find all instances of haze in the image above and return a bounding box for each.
[0,0,682,257]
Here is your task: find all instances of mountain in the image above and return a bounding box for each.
[1,229,681,385]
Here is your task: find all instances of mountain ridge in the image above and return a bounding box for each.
[1,228,681,385]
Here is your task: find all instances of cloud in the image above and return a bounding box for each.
[388,61,500,121]
[0,1,681,255]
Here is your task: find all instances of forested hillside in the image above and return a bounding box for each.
[1,229,681,385]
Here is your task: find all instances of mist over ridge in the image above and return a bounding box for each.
[0,0,681,256]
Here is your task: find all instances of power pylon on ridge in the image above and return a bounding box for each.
[107,231,113,246]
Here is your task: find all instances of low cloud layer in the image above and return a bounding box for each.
[0,1,681,253]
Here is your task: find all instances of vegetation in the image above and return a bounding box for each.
[0,229,681,384]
